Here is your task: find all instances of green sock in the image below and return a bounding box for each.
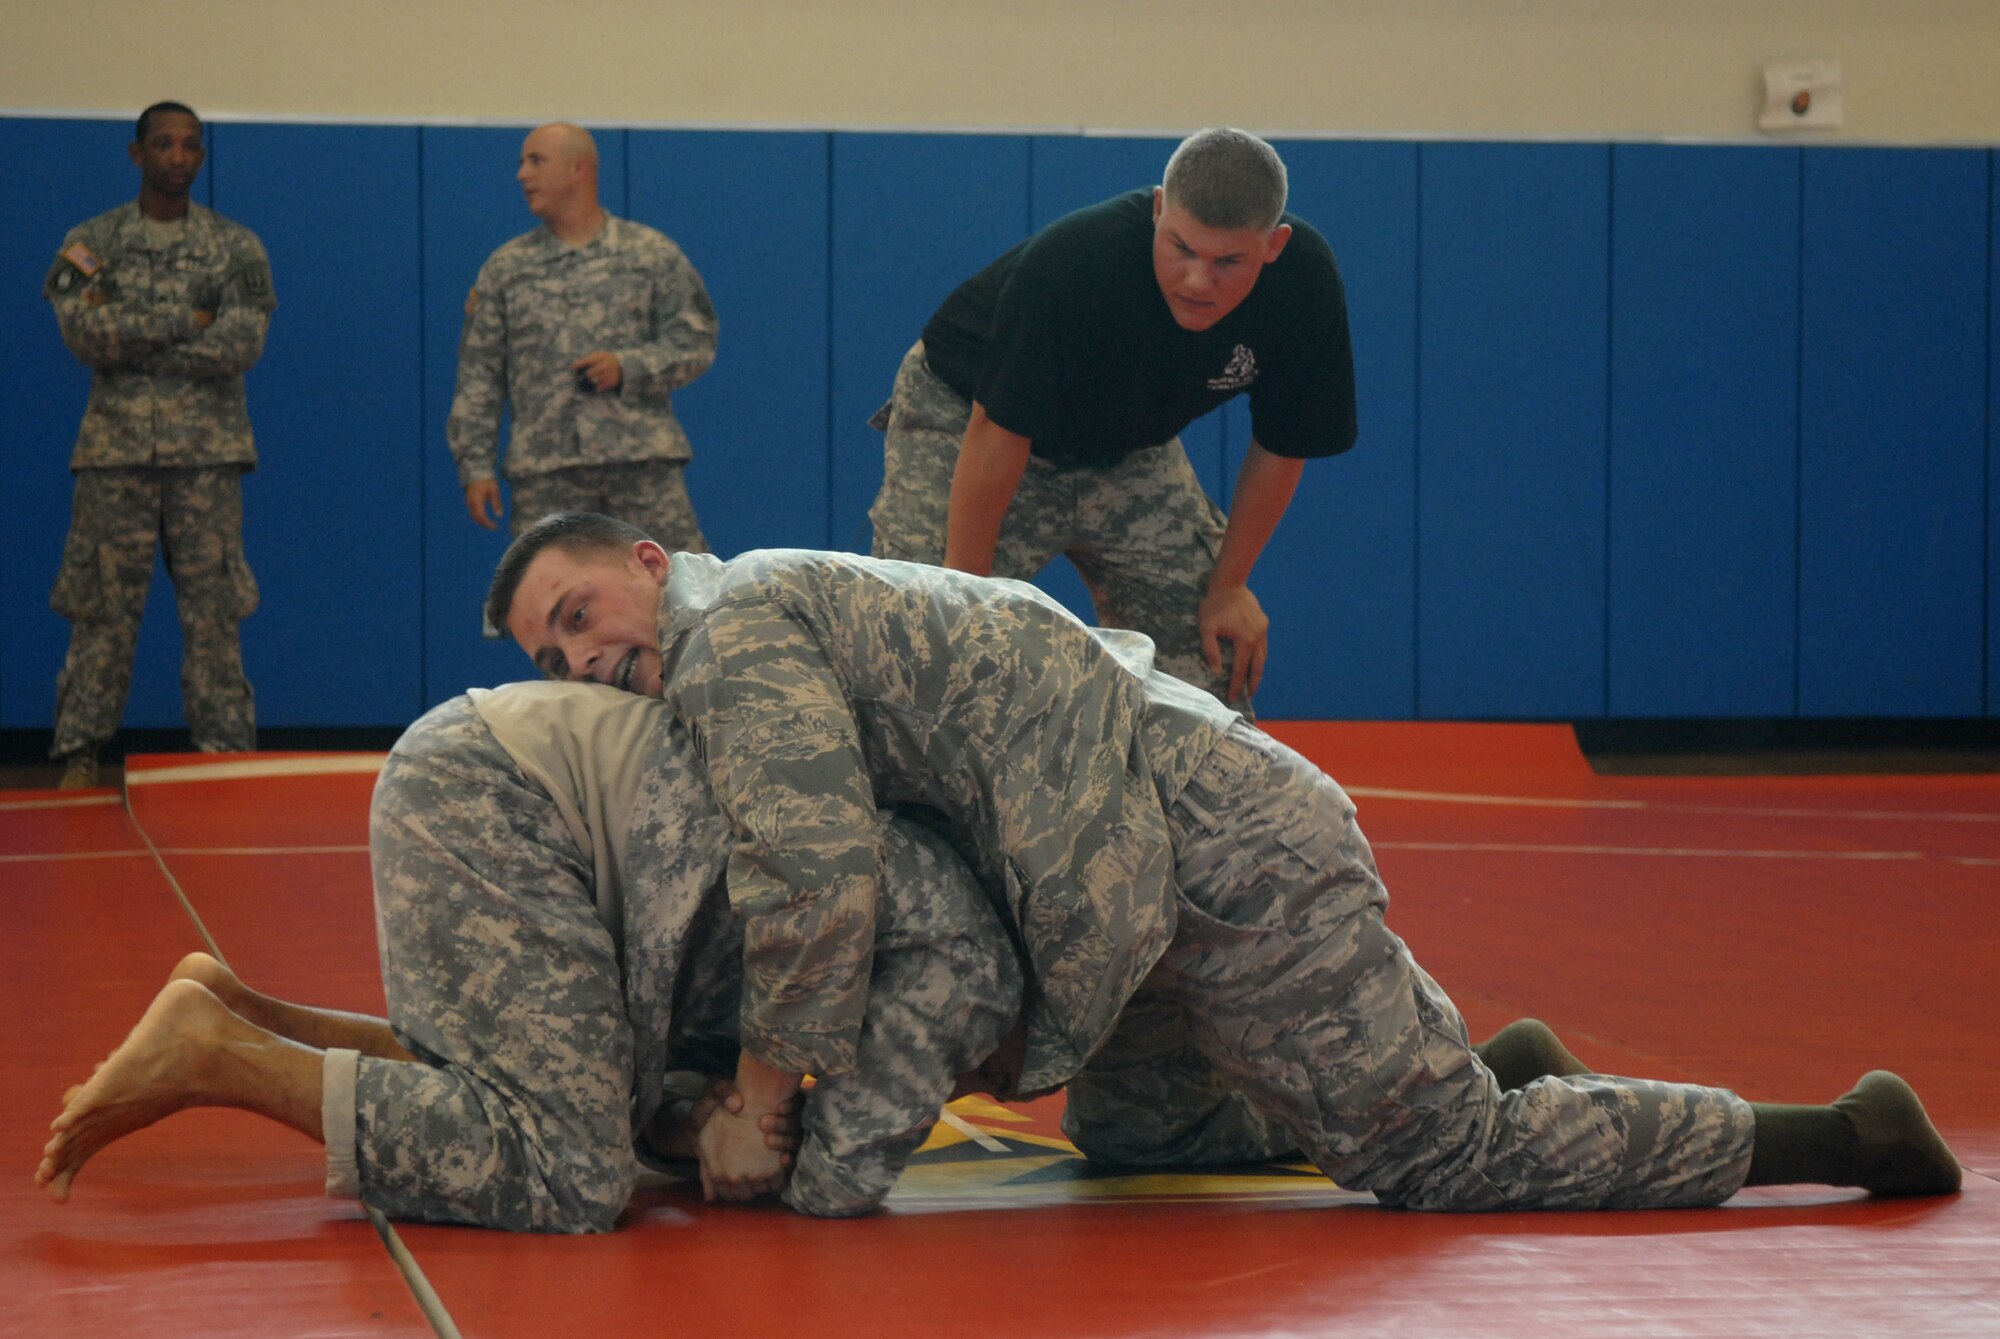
[1747,1072,1961,1196]
[1474,1019,1590,1091]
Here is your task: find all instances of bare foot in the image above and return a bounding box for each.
[36,978,236,1203]
[167,951,243,1007]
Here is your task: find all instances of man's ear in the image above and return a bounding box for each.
[632,540,671,584]
[1263,223,1293,264]
[1152,186,1164,223]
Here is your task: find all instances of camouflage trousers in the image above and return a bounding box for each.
[868,343,1242,710]
[510,460,708,552]
[785,815,1023,1218]
[50,465,257,757]
[1066,722,1758,1210]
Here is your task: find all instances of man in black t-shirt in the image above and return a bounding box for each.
[867,128,1357,710]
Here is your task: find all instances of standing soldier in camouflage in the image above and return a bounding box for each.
[490,512,1964,1213]
[38,681,1024,1227]
[868,128,1357,711]
[448,122,717,551]
[44,101,275,789]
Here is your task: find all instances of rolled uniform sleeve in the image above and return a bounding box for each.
[665,600,882,1079]
[616,242,717,400]
[362,742,640,1233]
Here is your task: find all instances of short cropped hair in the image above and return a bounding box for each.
[136,101,201,144]
[484,511,653,636]
[1161,128,1288,233]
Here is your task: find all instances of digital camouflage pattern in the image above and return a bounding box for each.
[447,216,717,492]
[868,342,1245,709]
[50,466,257,755]
[44,201,272,756]
[510,458,708,550]
[1078,722,1756,1208]
[44,202,275,470]
[656,550,1224,1095]
[354,686,1019,1230]
[658,550,1757,1210]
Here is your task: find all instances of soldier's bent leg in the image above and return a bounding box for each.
[785,816,1023,1218]
[162,467,256,752]
[602,460,708,554]
[50,469,165,759]
[507,470,596,537]
[866,344,1071,583]
[1067,441,1242,711]
[1063,990,1297,1167]
[1159,723,1756,1210]
[868,344,970,564]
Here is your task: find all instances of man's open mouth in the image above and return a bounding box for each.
[612,648,639,692]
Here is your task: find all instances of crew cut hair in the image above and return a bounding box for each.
[135,101,201,144]
[1161,128,1288,233]
[485,510,654,637]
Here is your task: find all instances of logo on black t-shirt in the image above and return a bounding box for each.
[1207,345,1258,392]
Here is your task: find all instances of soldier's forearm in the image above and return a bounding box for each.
[145,309,268,379]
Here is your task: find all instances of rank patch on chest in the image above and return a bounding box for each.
[1207,344,1258,392]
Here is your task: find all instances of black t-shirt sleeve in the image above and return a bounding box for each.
[1246,225,1358,460]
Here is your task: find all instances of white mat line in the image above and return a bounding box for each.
[125,755,388,786]
[1347,785,2000,824]
[1373,841,1924,860]
[938,1111,1009,1153]
[155,845,371,856]
[0,848,149,864]
[1348,786,1645,810]
[0,793,122,812]
[0,844,370,864]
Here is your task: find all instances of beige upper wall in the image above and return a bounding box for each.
[9,0,2000,144]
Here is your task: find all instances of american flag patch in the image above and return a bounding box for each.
[61,243,102,276]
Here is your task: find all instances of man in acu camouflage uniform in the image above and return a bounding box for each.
[448,122,716,550]
[38,681,1024,1228]
[868,128,1357,711]
[490,511,1963,1212]
[44,101,275,788]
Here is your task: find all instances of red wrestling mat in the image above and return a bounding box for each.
[9,727,1998,1337]
[1,775,430,1338]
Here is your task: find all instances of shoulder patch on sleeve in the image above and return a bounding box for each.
[61,243,102,276]
[464,288,479,317]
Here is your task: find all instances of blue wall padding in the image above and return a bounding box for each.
[1797,148,1988,718]
[630,130,828,562]
[1,120,1993,728]
[209,123,427,725]
[1248,141,1421,720]
[829,132,1033,553]
[1608,145,1801,718]
[1417,143,1612,719]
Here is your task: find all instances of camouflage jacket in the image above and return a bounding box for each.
[44,201,275,470]
[656,550,1236,1094]
[446,215,717,486]
[350,682,1015,1230]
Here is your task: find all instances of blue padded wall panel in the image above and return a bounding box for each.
[1246,140,1420,720]
[417,127,628,704]
[0,119,218,730]
[209,123,425,725]
[630,130,830,557]
[1608,145,1800,718]
[829,133,1031,553]
[1992,154,2000,718]
[1798,149,1986,717]
[1418,143,1611,719]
